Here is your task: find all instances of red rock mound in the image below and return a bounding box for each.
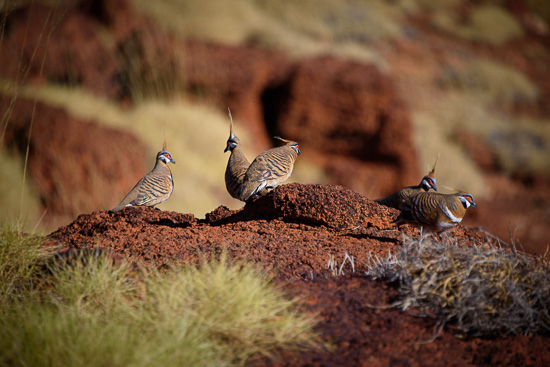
[49,183,549,366]
[51,184,405,279]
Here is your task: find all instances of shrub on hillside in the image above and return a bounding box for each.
[366,234,550,337]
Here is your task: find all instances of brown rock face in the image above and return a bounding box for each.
[239,183,398,230]
[0,4,120,98]
[49,183,550,366]
[268,56,419,197]
[183,40,293,151]
[0,96,147,227]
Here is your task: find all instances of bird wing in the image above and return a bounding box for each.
[437,198,463,224]
[112,176,146,212]
[239,146,296,201]
[398,192,439,227]
[134,174,173,206]
[247,152,291,184]
[412,194,440,226]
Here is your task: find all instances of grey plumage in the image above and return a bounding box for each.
[239,136,300,202]
[224,109,267,201]
[112,141,175,212]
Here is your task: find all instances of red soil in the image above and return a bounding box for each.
[50,183,550,366]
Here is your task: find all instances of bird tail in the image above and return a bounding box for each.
[274,136,294,144]
[441,185,468,194]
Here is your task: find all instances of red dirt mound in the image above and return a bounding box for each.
[49,183,549,366]
[51,183,405,279]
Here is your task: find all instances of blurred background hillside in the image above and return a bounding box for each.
[1,0,549,253]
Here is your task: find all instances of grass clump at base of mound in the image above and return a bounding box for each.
[0,230,320,367]
[366,233,550,338]
[0,227,47,304]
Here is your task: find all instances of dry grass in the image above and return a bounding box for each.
[438,59,539,106]
[130,0,263,45]
[327,252,356,277]
[0,232,321,366]
[129,0,406,65]
[0,149,42,232]
[0,227,46,304]
[420,55,550,181]
[366,234,550,337]
[432,4,524,45]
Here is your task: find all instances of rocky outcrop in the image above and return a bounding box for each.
[271,56,419,196]
[51,183,485,275]
[0,4,120,98]
[0,96,147,225]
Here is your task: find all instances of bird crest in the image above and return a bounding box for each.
[428,154,439,178]
[228,108,235,138]
[162,136,167,152]
[274,136,300,155]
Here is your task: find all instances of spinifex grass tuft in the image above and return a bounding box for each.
[142,254,320,364]
[366,234,550,337]
[0,227,46,304]
[0,235,320,367]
